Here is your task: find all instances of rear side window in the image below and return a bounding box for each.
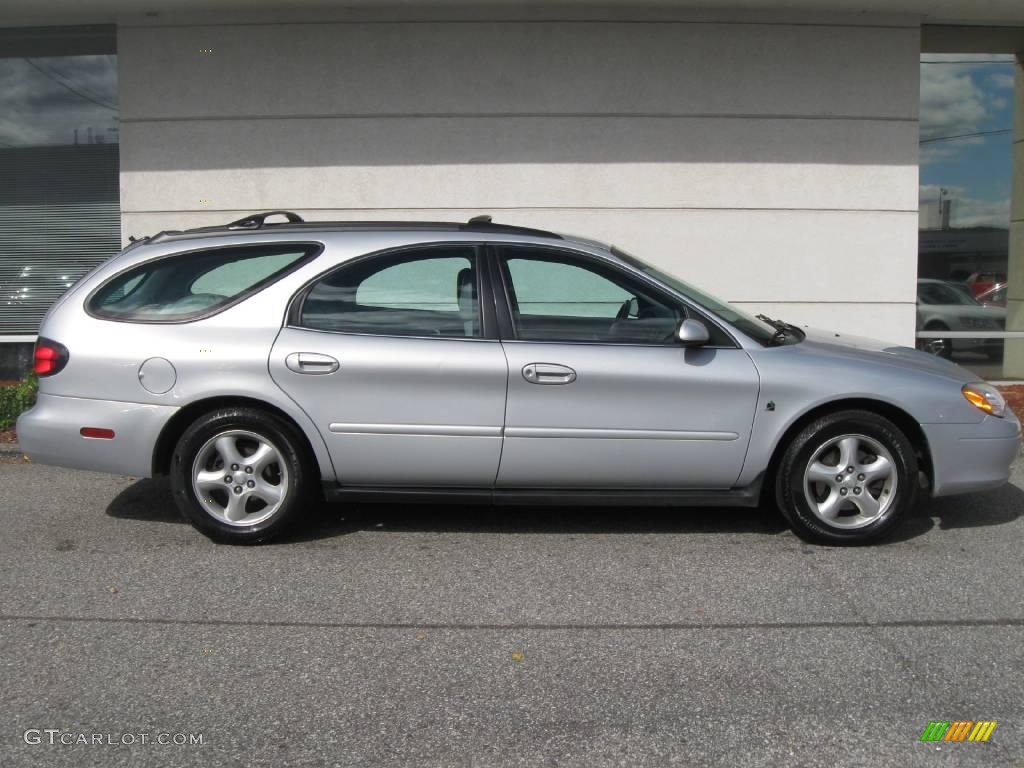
[297,246,481,338]
[88,244,317,322]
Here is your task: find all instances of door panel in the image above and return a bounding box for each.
[271,329,507,486]
[493,244,759,490]
[269,243,506,487]
[497,343,759,488]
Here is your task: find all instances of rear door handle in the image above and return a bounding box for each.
[285,352,339,375]
[522,363,577,385]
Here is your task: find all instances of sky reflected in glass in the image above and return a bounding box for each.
[0,55,118,148]
[919,54,1015,229]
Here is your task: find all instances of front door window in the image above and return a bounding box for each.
[500,248,682,345]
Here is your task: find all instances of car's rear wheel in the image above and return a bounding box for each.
[170,407,312,544]
[775,410,918,545]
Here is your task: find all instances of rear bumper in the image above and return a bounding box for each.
[16,393,179,478]
[923,411,1021,496]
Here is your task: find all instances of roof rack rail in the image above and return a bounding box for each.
[165,213,562,240]
[459,214,561,239]
[226,211,304,230]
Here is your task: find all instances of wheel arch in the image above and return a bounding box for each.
[152,395,328,482]
[761,397,932,503]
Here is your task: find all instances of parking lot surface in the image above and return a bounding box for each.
[1,457,1022,767]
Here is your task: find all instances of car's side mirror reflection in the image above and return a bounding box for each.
[677,318,710,347]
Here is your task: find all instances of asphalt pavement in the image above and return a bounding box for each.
[0,454,1022,767]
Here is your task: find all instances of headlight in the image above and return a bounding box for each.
[962,382,1006,417]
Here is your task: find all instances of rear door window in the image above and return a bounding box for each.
[88,243,318,322]
[297,246,481,338]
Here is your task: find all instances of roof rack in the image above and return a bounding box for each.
[458,214,561,239]
[165,212,562,240]
[226,210,304,230]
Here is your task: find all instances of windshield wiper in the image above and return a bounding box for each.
[757,314,803,346]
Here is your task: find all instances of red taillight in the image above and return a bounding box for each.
[80,427,115,439]
[35,346,56,374]
[34,337,69,377]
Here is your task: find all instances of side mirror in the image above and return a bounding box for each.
[677,318,710,347]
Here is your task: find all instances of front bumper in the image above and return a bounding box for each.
[923,410,1022,496]
[16,393,179,478]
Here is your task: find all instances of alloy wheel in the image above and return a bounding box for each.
[802,433,898,529]
[191,429,290,527]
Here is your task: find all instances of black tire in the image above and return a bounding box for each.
[775,409,919,545]
[169,406,314,544]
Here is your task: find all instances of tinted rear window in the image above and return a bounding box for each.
[88,244,317,322]
[298,246,481,338]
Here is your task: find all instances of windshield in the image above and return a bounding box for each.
[917,281,980,307]
[612,247,780,345]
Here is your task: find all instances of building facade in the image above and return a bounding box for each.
[2,2,1023,377]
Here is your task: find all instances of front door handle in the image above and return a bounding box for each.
[285,352,339,375]
[522,363,577,385]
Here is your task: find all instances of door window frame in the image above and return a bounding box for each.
[287,242,498,341]
[489,244,740,349]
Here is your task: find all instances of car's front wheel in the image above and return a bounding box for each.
[775,410,919,544]
[917,323,952,359]
[170,407,313,544]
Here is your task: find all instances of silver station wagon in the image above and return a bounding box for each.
[17,212,1020,545]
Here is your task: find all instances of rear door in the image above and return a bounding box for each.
[270,243,508,487]
[493,245,760,489]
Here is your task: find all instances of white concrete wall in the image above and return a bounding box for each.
[118,14,921,343]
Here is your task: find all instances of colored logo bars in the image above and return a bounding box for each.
[920,721,997,742]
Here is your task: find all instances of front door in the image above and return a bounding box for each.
[270,244,507,487]
[493,246,760,489]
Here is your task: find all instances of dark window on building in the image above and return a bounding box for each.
[0,26,120,336]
